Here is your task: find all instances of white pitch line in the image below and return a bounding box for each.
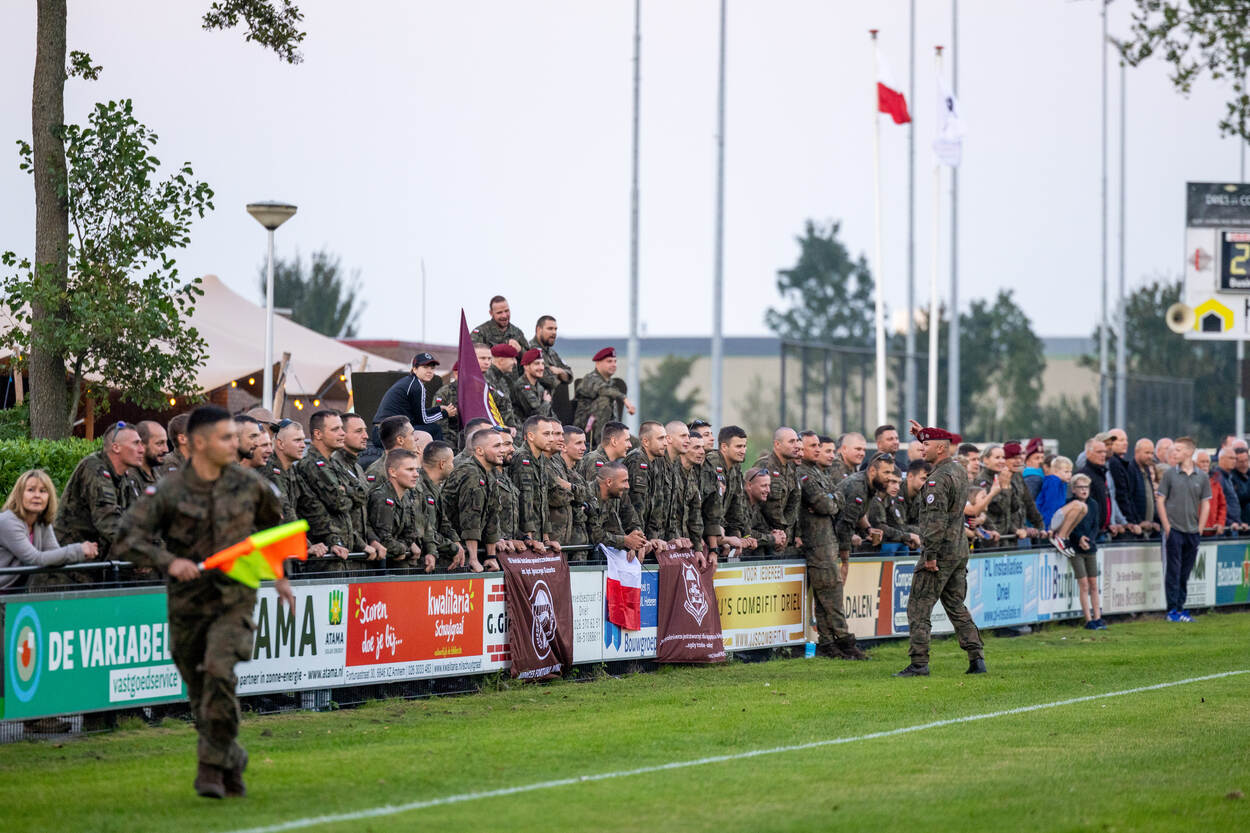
[221,669,1248,833]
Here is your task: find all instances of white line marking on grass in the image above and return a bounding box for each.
[222,669,1248,833]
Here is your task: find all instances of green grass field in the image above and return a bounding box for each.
[4,612,1250,833]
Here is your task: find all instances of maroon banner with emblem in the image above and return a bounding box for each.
[498,551,574,680]
[656,550,726,663]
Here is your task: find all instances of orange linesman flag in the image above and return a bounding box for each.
[198,520,309,588]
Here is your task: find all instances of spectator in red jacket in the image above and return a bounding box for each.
[1197,451,1227,535]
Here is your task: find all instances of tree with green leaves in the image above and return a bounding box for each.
[765,220,874,347]
[259,249,365,338]
[638,355,702,426]
[3,99,213,434]
[1118,1,1250,141]
[22,0,304,438]
[958,290,1047,439]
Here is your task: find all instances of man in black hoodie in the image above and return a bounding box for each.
[1105,429,1143,536]
[1077,437,1112,539]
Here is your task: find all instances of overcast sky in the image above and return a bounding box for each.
[1,1,1244,347]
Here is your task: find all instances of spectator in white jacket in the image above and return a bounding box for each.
[0,469,98,590]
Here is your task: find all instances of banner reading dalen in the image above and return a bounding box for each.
[656,550,726,663]
[498,551,573,680]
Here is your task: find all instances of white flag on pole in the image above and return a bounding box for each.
[933,78,964,167]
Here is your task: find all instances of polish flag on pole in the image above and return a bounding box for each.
[876,48,912,124]
[602,545,642,631]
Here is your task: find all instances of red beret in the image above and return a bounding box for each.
[1025,437,1043,457]
[593,347,616,362]
[1002,441,1023,458]
[490,344,519,358]
[916,426,962,444]
[521,348,542,366]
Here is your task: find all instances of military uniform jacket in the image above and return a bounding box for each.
[660,461,704,542]
[698,457,727,539]
[118,462,282,574]
[439,457,500,545]
[905,490,923,528]
[127,465,159,492]
[547,454,585,546]
[833,470,874,552]
[483,366,520,428]
[494,469,521,540]
[575,447,612,481]
[868,493,910,543]
[920,456,970,560]
[796,462,841,550]
[263,461,298,524]
[295,447,355,549]
[433,378,461,449]
[709,451,748,538]
[55,450,140,558]
[754,452,800,544]
[511,376,553,421]
[975,470,1019,533]
[471,320,529,352]
[585,487,642,550]
[332,449,370,550]
[624,449,668,540]
[827,458,857,488]
[1011,471,1044,529]
[416,470,460,558]
[366,480,420,560]
[537,344,572,391]
[744,500,779,555]
[158,448,186,478]
[509,441,550,539]
[573,371,624,439]
[363,454,388,489]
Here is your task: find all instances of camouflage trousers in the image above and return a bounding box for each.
[167,576,257,770]
[906,555,983,664]
[805,547,851,645]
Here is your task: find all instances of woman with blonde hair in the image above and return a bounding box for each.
[0,469,98,590]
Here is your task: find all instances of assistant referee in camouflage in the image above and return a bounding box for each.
[895,423,986,678]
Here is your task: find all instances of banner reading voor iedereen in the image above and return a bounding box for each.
[656,550,725,663]
[498,551,573,680]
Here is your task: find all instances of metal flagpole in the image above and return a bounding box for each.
[627,0,642,434]
[1099,0,1110,430]
[905,0,917,425]
[711,0,727,430]
[947,0,960,432]
[1115,56,1127,430]
[1239,71,1246,439]
[870,30,888,428]
[929,46,944,427]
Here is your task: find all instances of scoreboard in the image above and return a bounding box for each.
[1183,182,1250,339]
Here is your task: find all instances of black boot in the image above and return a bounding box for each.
[836,635,870,660]
[195,763,226,799]
[815,642,848,659]
[966,657,987,674]
[224,749,248,798]
[894,663,930,677]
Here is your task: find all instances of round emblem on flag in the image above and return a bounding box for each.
[529,580,557,661]
[8,605,43,703]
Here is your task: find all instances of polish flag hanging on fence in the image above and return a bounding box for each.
[876,51,911,124]
[603,545,642,631]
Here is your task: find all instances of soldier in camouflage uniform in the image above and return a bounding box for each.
[712,426,751,550]
[40,423,145,588]
[624,421,670,540]
[867,472,920,551]
[904,459,933,529]
[689,421,724,554]
[295,411,355,568]
[897,425,986,677]
[833,456,894,558]
[573,347,635,447]
[575,420,632,480]
[484,344,522,430]
[117,406,286,798]
[742,467,784,555]
[127,420,168,490]
[159,413,191,478]
[512,349,554,421]
[797,435,867,659]
[366,449,422,565]
[1004,442,1045,542]
[828,432,867,486]
[493,432,525,548]
[657,421,700,547]
[332,414,384,561]
[549,425,590,554]
[433,371,461,450]
[510,415,557,546]
[585,462,648,553]
[264,419,305,526]
[532,315,573,392]
[753,427,802,549]
[363,416,420,487]
[471,295,530,354]
[416,442,465,571]
[440,428,507,571]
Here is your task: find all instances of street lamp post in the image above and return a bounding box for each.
[246,201,297,412]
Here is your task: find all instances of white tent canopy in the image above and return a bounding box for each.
[190,274,408,394]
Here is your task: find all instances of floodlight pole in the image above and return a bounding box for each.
[247,201,298,411]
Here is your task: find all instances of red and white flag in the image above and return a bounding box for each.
[876,54,911,125]
[603,545,641,631]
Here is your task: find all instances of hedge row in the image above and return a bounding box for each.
[0,438,103,501]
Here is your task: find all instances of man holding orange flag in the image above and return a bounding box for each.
[119,405,294,800]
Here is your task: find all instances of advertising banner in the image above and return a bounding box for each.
[602,569,658,660]
[1186,544,1216,609]
[3,590,180,720]
[1103,546,1165,613]
[498,552,573,680]
[1036,549,1085,621]
[1215,541,1250,605]
[969,554,1039,628]
[713,562,806,651]
[890,560,952,636]
[655,551,725,663]
[843,561,889,639]
[570,569,605,663]
[237,583,348,694]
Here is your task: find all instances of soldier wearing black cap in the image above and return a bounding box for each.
[369,352,456,456]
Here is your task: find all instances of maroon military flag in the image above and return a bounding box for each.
[457,310,503,427]
[656,550,726,663]
[498,550,573,680]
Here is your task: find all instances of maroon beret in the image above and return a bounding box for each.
[1002,441,1024,458]
[593,347,616,362]
[490,343,519,358]
[1025,437,1044,457]
[452,361,459,372]
[521,348,542,366]
[916,426,962,444]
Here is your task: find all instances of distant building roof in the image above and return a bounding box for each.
[340,339,457,367]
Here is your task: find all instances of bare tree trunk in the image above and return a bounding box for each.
[30,0,70,438]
